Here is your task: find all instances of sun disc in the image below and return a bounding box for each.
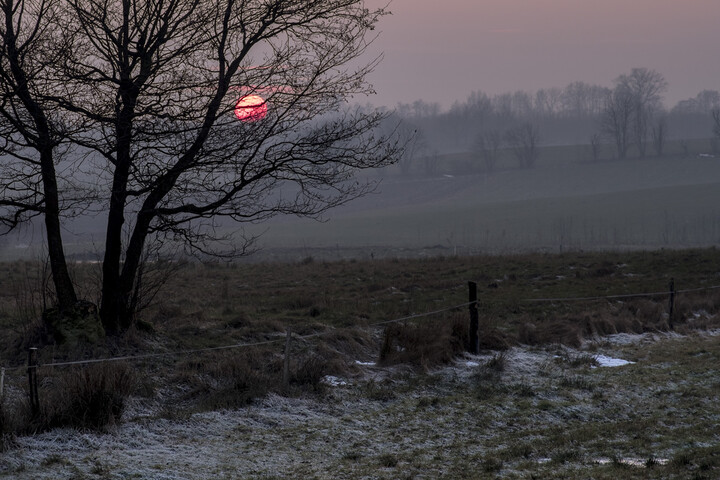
[234,94,268,122]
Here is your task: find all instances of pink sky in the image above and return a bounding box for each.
[364,0,720,109]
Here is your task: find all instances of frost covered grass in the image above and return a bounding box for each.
[2,332,720,479]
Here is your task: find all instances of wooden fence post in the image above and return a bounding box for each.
[0,367,5,399]
[282,330,292,391]
[668,278,676,330]
[27,348,39,416]
[469,281,479,354]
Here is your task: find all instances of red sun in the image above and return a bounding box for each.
[234,94,267,122]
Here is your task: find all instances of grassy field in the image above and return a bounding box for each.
[1,249,720,478]
[239,151,720,260]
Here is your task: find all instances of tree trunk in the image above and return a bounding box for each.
[4,15,77,312]
[99,188,126,334]
[99,84,137,333]
[40,149,78,311]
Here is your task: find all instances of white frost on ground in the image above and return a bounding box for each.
[593,354,634,367]
[0,331,711,479]
[596,457,669,467]
[321,375,348,386]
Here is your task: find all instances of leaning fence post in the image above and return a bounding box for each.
[668,278,676,329]
[282,330,292,391]
[468,281,479,354]
[27,348,40,416]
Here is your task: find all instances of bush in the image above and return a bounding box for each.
[378,316,467,369]
[180,349,278,410]
[37,363,135,431]
[290,354,329,392]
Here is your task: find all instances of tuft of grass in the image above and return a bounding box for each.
[363,379,397,402]
[558,375,595,392]
[378,316,467,369]
[377,453,398,468]
[30,363,135,432]
[175,349,278,410]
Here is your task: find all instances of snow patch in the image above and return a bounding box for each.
[321,375,348,387]
[593,354,634,367]
[596,457,669,467]
[355,360,376,366]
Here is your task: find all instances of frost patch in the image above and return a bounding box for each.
[596,457,669,467]
[593,354,634,367]
[322,375,348,387]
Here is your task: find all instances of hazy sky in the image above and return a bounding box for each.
[364,0,720,109]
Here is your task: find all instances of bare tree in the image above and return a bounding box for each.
[534,87,562,118]
[712,108,720,140]
[472,130,502,172]
[709,109,720,155]
[615,68,667,158]
[504,123,540,169]
[0,0,399,333]
[651,117,668,157]
[0,0,85,312]
[394,123,426,176]
[600,85,634,160]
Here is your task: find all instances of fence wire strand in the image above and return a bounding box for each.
[4,283,720,373]
[3,301,475,373]
[522,284,720,303]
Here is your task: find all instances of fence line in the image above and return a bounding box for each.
[2,301,476,373]
[522,284,720,303]
[3,282,720,374]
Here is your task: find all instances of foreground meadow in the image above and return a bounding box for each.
[1,249,720,478]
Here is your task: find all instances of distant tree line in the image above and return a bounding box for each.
[382,68,720,175]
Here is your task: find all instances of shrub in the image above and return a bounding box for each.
[290,354,329,392]
[38,363,135,431]
[474,351,509,383]
[180,349,278,410]
[378,315,467,368]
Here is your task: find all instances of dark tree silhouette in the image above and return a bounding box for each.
[0,0,85,312]
[504,123,540,169]
[0,0,400,333]
[600,85,634,160]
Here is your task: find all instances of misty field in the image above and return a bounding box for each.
[235,148,720,261]
[3,141,720,264]
[2,249,720,478]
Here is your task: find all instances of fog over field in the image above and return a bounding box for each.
[4,138,720,262]
[249,151,720,260]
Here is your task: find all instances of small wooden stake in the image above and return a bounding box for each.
[282,330,292,391]
[668,278,676,330]
[468,281,479,354]
[0,367,5,399]
[27,348,39,416]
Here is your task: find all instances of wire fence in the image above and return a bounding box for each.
[522,284,720,303]
[3,281,720,378]
[1,301,477,375]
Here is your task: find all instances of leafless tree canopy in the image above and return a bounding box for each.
[712,109,720,140]
[504,122,540,169]
[0,0,400,331]
[601,68,667,160]
[472,130,502,173]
